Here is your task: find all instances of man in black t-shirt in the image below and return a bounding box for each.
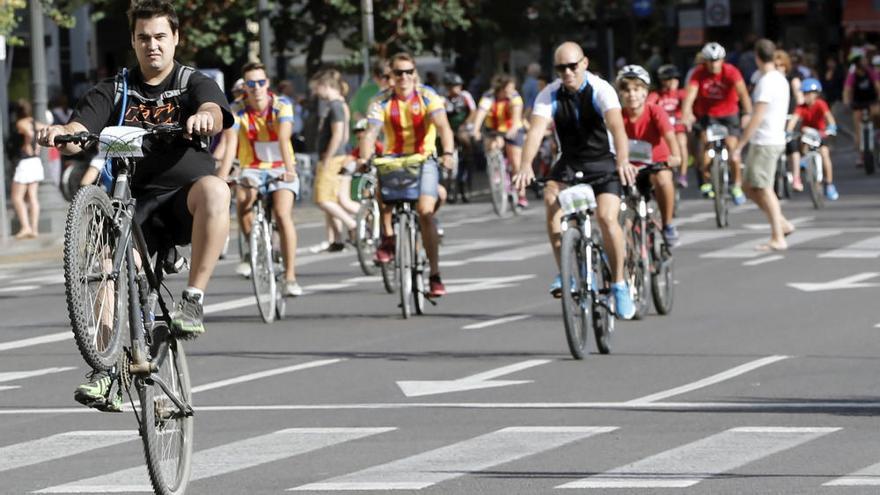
[38,0,232,411]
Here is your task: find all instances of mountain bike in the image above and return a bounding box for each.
[229,174,287,323]
[799,127,826,210]
[374,156,436,318]
[351,168,381,276]
[59,125,193,495]
[485,133,520,217]
[705,123,730,228]
[544,175,614,359]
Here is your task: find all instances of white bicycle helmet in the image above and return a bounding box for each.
[616,64,651,86]
[701,42,726,61]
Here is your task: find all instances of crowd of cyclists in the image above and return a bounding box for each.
[31,0,869,414]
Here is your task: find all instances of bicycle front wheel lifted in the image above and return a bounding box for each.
[64,185,127,371]
[560,227,590,359]
[140,341,193,495]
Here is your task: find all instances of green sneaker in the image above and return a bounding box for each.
[700,183,715,199]
[74,370,123,412]
[171,290,205,339]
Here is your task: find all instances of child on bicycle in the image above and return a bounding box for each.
[617,65,683,246]
[648,64,689,188]
[785,78,839,200]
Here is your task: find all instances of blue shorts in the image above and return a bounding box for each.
[418,158,440,198]
[241,168,300,199]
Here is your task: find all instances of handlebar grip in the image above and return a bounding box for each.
[53,132,94,145]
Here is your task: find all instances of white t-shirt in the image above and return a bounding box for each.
[751,70,790,146]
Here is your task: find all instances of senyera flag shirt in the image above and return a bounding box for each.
[367,85,444,156]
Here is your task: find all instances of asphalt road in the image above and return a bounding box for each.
[1,151,879,494]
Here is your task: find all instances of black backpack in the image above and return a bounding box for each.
[112,64,197,125]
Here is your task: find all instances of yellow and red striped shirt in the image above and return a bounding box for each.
[478,91,524,133]
[367,86,445,156]
[232,94,295,169]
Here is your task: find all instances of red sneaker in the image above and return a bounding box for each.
[428,274,446,297]
[374,236,395,263]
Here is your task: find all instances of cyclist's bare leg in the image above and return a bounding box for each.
[699,133,711,182]
[186,175,231,290]
[416,195,440,273]
[271,188,297,281]
[379,195,393,237]
[725,134,742,186]
[853,108,863,160]
[543,180,563,268]
[236,186,258,237]
[506,142,526,195]
[596,193,625,283]
[651,169,675,227]
[820,145,834,183]
[676,132,689,179]
[435,184,447,213]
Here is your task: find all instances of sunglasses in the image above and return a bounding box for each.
[392,68,416,77]
[554,58,583,74]
[245,79,268,89]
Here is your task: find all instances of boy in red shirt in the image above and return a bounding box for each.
[786,78,839,200]
[617,65,683,246]
[648,64,689,188]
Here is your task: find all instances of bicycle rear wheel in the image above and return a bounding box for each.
[397,215,413,319]
[806,154,824,209]
[560,227,590,359]
[272,226,286,320]
[64,185,127,371]
[592,241,613,354]
[650,227,675,315]
[412,226,426,315]
[355,200,380,276]
[249,213,276,323]
[711,155,728,228]
[140,341,193,495]
[488,151,508,216]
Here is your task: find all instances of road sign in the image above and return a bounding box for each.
[705,0,731,27]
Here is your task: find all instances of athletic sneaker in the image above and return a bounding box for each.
[549,274,563,298]
[792,176,804,192]
[677,174,688,189]
[663,225,680,247]
[326,242,346,252]
[170,289,205,339]
[700,183,715,198]
[283,281,303,297]
[731,185,746,205]
[74,370,123,412]
[428,274,446,297]
[825,183,839,201]
[517,196,529,209]
[235,262,251,278]
[374,236,396,263]
[611,282,636,320]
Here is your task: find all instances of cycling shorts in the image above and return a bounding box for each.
[241,168,300,198]
[134,183,196,256]
[695,114,742,138]
[851,100,875,111]
[487,128,526,147]
[549,158,622,197]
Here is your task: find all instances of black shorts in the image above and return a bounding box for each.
[549,158,623,197]
[134,184,195,256]
[851,100,874,111]
[695,114,742,138]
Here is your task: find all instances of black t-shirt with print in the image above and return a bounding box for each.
[70,62,233,196]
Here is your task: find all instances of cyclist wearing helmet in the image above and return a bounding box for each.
[443,72,476,202]
[682,42,753,204]
[617,65,682,246]
[648,64,689,187]
[842,49,880,167]
[786,78,839,200]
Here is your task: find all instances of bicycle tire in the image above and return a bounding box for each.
[650,229,674,315]
[273,227,286,320]
[773,158,786,199]
[631,219,651,320]
[806,154,824,210]
[711,155,728,228]
[412,225,426,315]
[249,212,276,323]
[355,200,380,276]
[488,151,508,216]
[380,259,397,293]
[397,214,412,319]
[60,163,86,202]
[592,242,613,354]
[140,341,193,495]
[64,185,127,371]
[560,227,590,359]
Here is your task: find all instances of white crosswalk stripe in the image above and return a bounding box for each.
[37,427,394,493]
[824,460,880,486]
[701,229,841,259]
[556,426,839,489]
[819,235,880,259]
[290,426,616,491]
[0,431,137,474]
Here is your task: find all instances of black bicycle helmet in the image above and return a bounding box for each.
[444,72,464,87]
[657,64,680,80]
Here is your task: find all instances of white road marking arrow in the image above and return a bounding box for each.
[788,272,880,292]
[397,359,551,397]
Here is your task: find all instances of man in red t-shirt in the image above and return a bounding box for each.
[648,64,689,188]
[682,42,753,204]
[786,78,839,200]
[618,65,682,246]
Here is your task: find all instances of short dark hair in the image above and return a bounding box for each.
[128,0,179,35]
[755,39,776,63]
[241,62,267,78]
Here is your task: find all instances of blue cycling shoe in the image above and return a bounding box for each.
[549,275,563,298]
[611,282,636,320]
[825,183,839,201]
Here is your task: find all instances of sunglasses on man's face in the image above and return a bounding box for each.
[392,68,416,77]
[554,58,583,74]
[245,79,268,89]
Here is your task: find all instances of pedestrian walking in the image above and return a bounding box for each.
[10,99,45,240]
